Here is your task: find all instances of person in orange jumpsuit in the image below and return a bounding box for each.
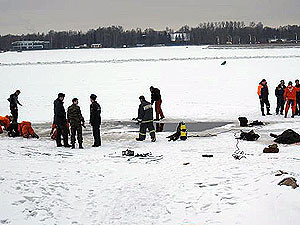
[284,81,300,118]
[0,115,12,134]
[18,121,39,138]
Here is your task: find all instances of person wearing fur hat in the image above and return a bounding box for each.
[257,79,271,116]
[54,93,71,147]
[90,94,101,147]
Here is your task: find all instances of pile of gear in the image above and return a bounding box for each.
[166,122,187,141]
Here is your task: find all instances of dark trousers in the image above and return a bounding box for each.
[56,123,69,146]
[276,97,285,114]
[11,108,18,123]
[92,125,101,146]
[295,97,300,115]
[155,100,164,120]
[260,98,270,114]
[70,125,83,145]
[139,122,156,140]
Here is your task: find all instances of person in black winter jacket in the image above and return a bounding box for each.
[275,80,286,115]
[134,96,156,142]
[54,93,71,147]
[90,94,101,147]
[7,90,22,123]
[295,79,300,115]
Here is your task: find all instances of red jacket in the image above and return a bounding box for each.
[0,115,10,129]
[284,86,300,100]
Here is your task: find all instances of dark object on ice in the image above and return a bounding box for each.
[249,120,264,126]
[270,129,300,144]
[278,177,299,189]
[275,170,288,176]
[221,61,226,65]
[7,123,19,137]
[166,122,187,141]
[183,162,190,165]
[122,149,134,156]
[263,144,279,153]
[202,154,213,158]
[238,117,248,127]
[237,130,260,141]
[135,153,152,157]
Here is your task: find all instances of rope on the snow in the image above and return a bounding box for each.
[232,132,246,160]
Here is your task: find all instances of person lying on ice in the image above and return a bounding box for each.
[257,79,271,116]
[0,115,12,134]
[18,121,39,138]
[150,86,165,121]
[134,96,156,142]
[284,81,300,118]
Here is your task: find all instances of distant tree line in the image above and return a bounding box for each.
[1,21,300,50]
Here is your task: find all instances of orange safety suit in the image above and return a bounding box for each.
[0,115,11,134]
[284,86,300,114]
[18,121,39,138]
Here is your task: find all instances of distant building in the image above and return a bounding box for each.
[91,43,103,48]
[170,33,191,42]
[11,41,50,51]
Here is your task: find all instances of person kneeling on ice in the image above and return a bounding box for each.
[0,115,12,134]
[284,81,300,118]
[134,96,156,142]
[166,122,187,141]
[18,121,39,139]
[257,79,271,116]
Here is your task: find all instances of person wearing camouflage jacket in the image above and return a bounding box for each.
[67,98,85,149]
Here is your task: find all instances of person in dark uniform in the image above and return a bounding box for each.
[7,90,22,123]
[54,93,71,147]
[150,86,165,121]
[295,79,300,115]
[135,96,156,142]
[90,94,101,147]
[275,80,286,115]
[257,79,271,116]
[67,98,85,149]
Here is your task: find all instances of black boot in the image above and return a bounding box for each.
[79,143,83,149]
[71,144,75,149]
[266,108,272,115]
[261,108,265,116]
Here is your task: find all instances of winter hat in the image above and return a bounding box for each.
[261,79,266,82]
[90,94,97,100]
[288,81,293,86]
[58,93,65,98]
[139,96,145,101]
[72,98,78,103]
[295,79,299,82]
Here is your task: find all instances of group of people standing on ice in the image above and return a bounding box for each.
[0,86,165,149]
[258,79,300,117]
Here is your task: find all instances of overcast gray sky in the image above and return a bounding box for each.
[1,0,300,35]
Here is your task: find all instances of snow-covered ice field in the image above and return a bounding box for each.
[1,46,300,225]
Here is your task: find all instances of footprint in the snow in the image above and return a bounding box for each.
[0,219,10,224]
[11,199,26,206]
